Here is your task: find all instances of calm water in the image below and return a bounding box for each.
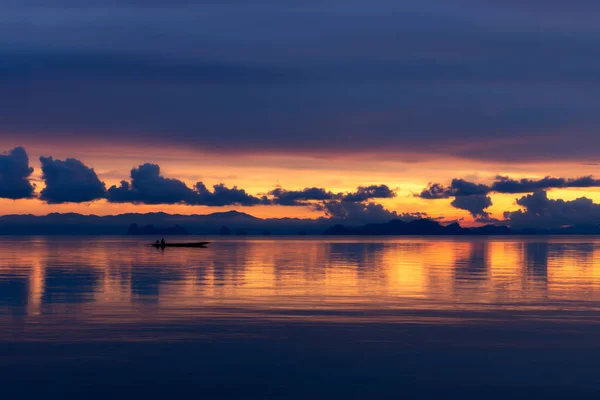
[2,236,600,398]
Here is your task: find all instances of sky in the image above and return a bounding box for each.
[1,0,600,227]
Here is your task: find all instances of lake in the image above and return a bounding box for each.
[2,236,600,398]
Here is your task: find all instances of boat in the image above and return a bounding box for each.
[150,242,210,248]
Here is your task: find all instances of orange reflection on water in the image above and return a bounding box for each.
[3,237,600,331]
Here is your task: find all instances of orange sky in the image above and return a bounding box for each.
[2,142,600,225]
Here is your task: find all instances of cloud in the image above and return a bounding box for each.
[418,179,490,199]
[418,175,600,218]
[322,201,400,224]
[0,147,35,200]
[269,187,337,206]
[107,163,198,205]
[491,175,600,193]
[505,191,600,228]
[342,184,396,202]
[422,175,600,199]
[195,182,267,206]
[107,163,266,206]
[322,199,429,224]
[450,195,493,219]
[268,184,395,206]
[2,1,600,162]
[39,157,106,204]
[418,183,452,200]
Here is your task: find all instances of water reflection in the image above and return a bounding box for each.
[1,237,600,323]
[0,275,28,315]
[42,267,99,305]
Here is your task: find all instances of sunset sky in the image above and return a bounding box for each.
[2,1,600,227]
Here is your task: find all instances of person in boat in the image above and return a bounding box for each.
[161,238,166,246]
[155,240,160,246]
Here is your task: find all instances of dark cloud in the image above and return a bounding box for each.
[418,179,489,199]
[107,164,198,205]
[418,178,493,218]
[505,191,600,229]
[451,179,490,196]
[322,199,429,225]
[107,163,266,206]
[342,184,396,202]
[420,174,600,204]
[418,183,452,200]
[269,187,337,206]
[450,195,493,219]
[268,184,395,206]
[39,156,106,204]
[322,201,400,224]
[0,147,35,200]
[491,176,600,193]
[2,1,600,162]
[419,175,600,218]
[0,50,284,84]
[195,182,267,206]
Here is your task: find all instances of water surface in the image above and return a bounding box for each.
[2,236,600,398]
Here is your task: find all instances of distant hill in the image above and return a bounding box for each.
[0,212,599,236]
[0,211,331,235]
[324,219,511,236]
[323,218,600,236]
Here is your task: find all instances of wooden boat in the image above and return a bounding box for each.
[150,242,210,248]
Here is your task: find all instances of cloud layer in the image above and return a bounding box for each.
[8,146,600,228]
[2,1,600,161]
[269,187,337,206]
[418,175,600,218]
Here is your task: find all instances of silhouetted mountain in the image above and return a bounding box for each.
[127,224,189,236]
[219,226,232,236]
[548,224,600,235]
[0,212,332,235]
[323,219,511,235]
[0,213,598,236]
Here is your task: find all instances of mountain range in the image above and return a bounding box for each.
[0,211,330,235]
[0,211,599,235]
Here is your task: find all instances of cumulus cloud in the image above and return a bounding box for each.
[0,147,35,200]
[420,175,600,201]
[39,156,106,204]
[418,175,600,218]
[450,195,493,219]
[195,182,267,206]
[419,179,489,199]
[505,191,600,228]
[322,201,400,224]
[321,199,428,224]
[269,184,396,206]
[418,179,493,217]
[491,175,600,193]
[269,187,337,206]
[107,163,197,205]
[107,163,267,206]
[342,184,396,202]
